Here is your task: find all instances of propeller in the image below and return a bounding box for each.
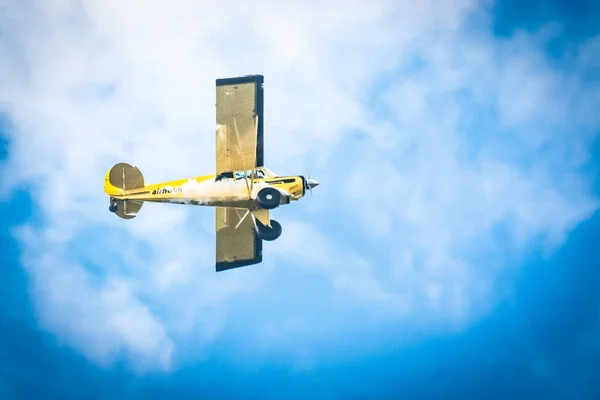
[304,170,319,196]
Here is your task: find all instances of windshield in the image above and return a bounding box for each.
[261,167,278,177]
[234,169,268,180]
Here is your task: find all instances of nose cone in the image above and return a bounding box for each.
[307,178,319,189]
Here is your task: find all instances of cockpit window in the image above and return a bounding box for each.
[234,169,266,179]
[215,171,234,181]
[234,170,245,180]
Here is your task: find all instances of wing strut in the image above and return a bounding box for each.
[233,118,252,197]
[233,115,260,198]
[234,209,250,230]
[250,115,258,194]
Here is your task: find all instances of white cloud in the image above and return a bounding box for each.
[0,0,598,371]
[14,224,174,372]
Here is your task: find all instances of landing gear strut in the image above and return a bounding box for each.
[255,218,282,241]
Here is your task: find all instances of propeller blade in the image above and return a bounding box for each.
[305,170,313,196]
[304,170,320,196]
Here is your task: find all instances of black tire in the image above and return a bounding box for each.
[256,219,282,241]
[256,187,282,209]
[109,203,118,213]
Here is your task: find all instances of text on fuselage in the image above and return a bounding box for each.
[152,187,182,195]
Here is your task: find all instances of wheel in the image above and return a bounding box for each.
[256,187,282,209]
[255,219,282,241]
[109,203,118,213]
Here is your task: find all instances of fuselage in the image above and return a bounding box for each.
[104,166,311,210]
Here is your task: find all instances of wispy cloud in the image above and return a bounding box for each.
[0,0,598,372]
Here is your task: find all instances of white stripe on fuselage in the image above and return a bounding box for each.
[159,177,270,205]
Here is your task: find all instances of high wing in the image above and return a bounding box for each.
[214,75,264,271]
[215,75,264,174]
[215,207,262,272]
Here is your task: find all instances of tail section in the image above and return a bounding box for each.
[105,163,145,219]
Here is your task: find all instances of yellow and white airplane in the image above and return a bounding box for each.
[103,75,319,271]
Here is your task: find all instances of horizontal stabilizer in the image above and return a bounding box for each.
[114,199,143,219]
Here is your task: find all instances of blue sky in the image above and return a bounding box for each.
[1,0,599,398]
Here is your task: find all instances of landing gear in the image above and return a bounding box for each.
[109,198,118,213]
[256,187,281,210]
[255,218,282,241]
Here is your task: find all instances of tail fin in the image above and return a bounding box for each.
[105,163,145,219]
[108,162,145,191]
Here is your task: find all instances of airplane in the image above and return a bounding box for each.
[103,75,319,272]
